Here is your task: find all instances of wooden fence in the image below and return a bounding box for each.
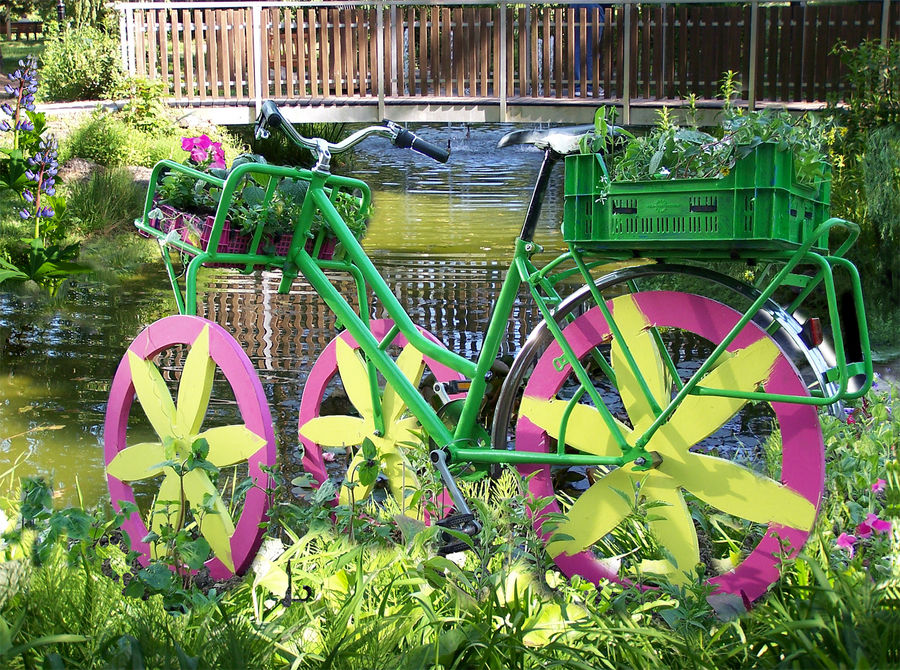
[117,0,899,123]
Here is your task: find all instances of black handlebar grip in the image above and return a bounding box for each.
[260,100,284,128]
[394,129,450,163]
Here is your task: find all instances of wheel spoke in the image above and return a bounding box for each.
[664,338,779,448]
[149,474,183,562]
[382,451,422,516]
[339,450,377,506]
[663,452,816,529]
[182,469,236,572]
[639,481,699,583]
[197,424,267,468]
[519,396,631,457]
[548,467,635,558]
[382,344,426,425]
[335,338,375,419]
[127,351,176,439]
[610,295,671,429]
[299,415,369,447]
[175,325,215,437]
[106,442,166,481]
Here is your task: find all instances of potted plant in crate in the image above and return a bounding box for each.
[146,136,369,266]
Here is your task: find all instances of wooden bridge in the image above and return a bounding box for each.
[115,0,899,125]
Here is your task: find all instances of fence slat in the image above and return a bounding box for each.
[344,9,355,95]
[285,8,296,96]
[429,8,438,95]
[245,7,256,99]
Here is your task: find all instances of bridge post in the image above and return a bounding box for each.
[748,0,759,108]
[622,1,632,124]
[252,5,263,116]
[377,0,386,119]
[500,1,508,121]
[882,0,892,47]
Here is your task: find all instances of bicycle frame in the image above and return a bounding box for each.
[138,146,874,485]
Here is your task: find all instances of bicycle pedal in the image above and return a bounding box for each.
[436,513,480,555]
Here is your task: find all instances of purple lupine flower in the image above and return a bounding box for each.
[19,209,30,219]
[1,55,39,147]
[22,190,34,203]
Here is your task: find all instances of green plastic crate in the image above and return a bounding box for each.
[563,143,831,254]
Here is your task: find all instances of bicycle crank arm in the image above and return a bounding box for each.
[430,449,474,516]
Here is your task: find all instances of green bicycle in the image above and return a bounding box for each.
[104,102,872,608]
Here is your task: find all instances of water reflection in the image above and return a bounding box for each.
[0,123,563,505]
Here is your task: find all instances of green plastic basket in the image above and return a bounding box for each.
[563,143,831,254]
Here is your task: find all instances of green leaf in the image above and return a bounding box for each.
[138,563,176,591]
[357,459,379,488]
[177,536,211,571]
[649,150,664,175]
[361,437,377,460]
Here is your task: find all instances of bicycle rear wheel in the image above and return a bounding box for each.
[299,319,464,519]
[515,291,823,606]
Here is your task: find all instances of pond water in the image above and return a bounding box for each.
[0,123,567,506]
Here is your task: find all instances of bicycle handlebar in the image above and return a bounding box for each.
[255,101,450,169]
[390,124,451,163]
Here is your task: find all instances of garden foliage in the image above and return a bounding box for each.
[38,23,124,102]
[0,382,895,669]
[828,40,900,341]
[0,56,89,294]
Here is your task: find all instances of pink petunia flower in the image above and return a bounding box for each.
[872,479,887,493]
[322,451,336,462]
[836,533,857,556]
[856,521,873,539]
[865,513,891,534]
[209,142,226,169]
[182,135,221,165]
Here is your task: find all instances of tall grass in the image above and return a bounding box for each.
[65,168,146,236]
[0,384,896,668]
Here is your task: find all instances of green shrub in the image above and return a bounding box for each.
[59,111,178,167]
[829,40,900,347]
[38,24,124,102]
[65,168,145,235]
[60,111,247,169]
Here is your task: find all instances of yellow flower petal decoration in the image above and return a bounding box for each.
[109,325,267,572]
[527,294,817,581]
[299,338,428,514]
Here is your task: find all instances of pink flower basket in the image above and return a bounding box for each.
[147,205,337,268]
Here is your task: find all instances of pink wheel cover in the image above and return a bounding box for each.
[104,315,276,579]
[516,291,823,603]
[300,319,464,507]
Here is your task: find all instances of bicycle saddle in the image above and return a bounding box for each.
[497,125,594,155]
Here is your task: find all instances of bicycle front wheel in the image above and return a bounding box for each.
[515,291,824,606]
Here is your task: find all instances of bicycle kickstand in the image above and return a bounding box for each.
[430,449,482,555]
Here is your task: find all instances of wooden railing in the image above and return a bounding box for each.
[116,0,899,123]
